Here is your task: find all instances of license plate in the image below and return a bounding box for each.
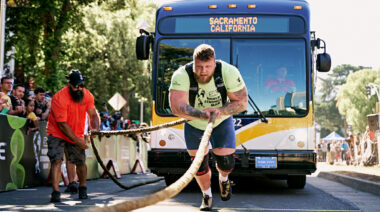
[255,157,277,169]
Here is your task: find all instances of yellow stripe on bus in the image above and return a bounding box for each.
[152,103,314,140]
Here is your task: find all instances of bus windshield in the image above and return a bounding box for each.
[156,38,307,117]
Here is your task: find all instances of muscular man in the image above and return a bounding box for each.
[46,70,99,202]
[169,44,248,211]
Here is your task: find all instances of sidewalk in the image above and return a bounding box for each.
[0,173,166,211]
[316,162,380,196]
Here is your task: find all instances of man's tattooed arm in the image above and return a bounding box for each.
[220,87,248,116]
[179,104,209,120]
[169,89,209,120]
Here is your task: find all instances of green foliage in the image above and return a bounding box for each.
[314,101,343,137]
[315,64,365,137]
[318,64,369,102]
[5,0,101,92]
[62,0,156,121]
[337,69,380,133]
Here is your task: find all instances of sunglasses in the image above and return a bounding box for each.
[71,83,84,89]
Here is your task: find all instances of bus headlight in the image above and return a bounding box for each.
[288,135,296,141]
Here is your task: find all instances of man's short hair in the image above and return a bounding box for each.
[193,44,215,61]
[13,83,24,90]
[34,87,45,94]
[1,76,12,84]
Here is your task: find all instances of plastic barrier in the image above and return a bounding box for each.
[0,114,147,192]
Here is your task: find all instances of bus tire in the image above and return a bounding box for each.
[287,175,306,189]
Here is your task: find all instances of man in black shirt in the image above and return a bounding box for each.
[9,84,25,116]
[34,87,51,120]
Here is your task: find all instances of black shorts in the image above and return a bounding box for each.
[47,135,86,165]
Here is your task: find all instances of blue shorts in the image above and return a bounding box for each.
[184,116,236,150]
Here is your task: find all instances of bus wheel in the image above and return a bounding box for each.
[287,175,306,189]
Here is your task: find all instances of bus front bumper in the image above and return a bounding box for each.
[148,149,316,177]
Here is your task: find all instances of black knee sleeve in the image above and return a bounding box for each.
[191,154,210,176]
[214,153,235,172]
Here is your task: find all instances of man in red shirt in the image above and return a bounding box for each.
[265,66,296,94]
[46,70,99,202]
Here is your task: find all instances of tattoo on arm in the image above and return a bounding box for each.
[220,88,248,115]
[179,104,208,120]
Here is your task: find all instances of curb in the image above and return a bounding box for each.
[318,171,380,196]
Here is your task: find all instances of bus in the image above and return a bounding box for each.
[136,0,331,189]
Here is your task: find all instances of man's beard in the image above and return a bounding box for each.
[195,74,212,84]
[69,86,84,103]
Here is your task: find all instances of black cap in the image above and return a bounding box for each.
[66,69,84,86]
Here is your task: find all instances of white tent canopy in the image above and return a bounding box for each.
[321,131,345,141]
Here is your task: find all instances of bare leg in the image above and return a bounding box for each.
[66,161,76,183]
[195,170,212,191]
[51,160,63,192]
[76,164,87,187]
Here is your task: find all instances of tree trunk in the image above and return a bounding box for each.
[122,90,130,120]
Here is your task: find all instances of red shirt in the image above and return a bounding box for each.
[265,78,296,93]
[47,86,95,143]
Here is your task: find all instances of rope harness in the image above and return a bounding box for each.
[87,115,216,211]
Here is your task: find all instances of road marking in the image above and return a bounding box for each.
[214,208,360,212]
[0,205,361,212]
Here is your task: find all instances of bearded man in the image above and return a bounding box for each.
[46,70,99,202]
[169,44,248,211]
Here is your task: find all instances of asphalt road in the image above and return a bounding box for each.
[2,173,378,212]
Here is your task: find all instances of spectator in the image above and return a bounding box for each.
[100,112,111,131]
[321,140,327,162]
[101,102,109,116]
[23,99,39,135]
[26,77,35,92]
[34,87,51,121]
[9,84,26,116]
[0,76,13,114]
[341,140,349,162]
[111,111,122,130]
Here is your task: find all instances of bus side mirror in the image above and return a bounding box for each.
[316,53,331,72]
[136,29,152,60]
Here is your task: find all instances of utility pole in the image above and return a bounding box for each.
[0,0,6,76]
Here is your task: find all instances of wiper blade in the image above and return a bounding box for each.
[248,95,268,123]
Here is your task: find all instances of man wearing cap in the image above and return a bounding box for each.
[46,70,100,202]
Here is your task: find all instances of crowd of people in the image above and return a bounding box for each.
[1,72,150,203]
[0,74,146,135]
[0,75,51,134]
[317,126,379,167]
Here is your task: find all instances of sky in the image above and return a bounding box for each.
[150,0,380,70]
[308,0,380,70]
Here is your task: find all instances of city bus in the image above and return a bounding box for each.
[136,0,331,188]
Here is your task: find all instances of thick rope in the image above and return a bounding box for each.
[91,118,187,136]
[90,137,164,190]
[89,118,187,190]
[86,113,216,212]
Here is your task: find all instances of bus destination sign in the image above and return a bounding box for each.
[210,16,258,32]
[159,15,305,34]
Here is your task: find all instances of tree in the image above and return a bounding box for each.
[315,64,366,137]
[5,0,103,92]
[337,69,380,134]
[62,0,156,121]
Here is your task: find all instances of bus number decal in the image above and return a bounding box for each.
[209,17,257,33]
[233,118,242,127]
